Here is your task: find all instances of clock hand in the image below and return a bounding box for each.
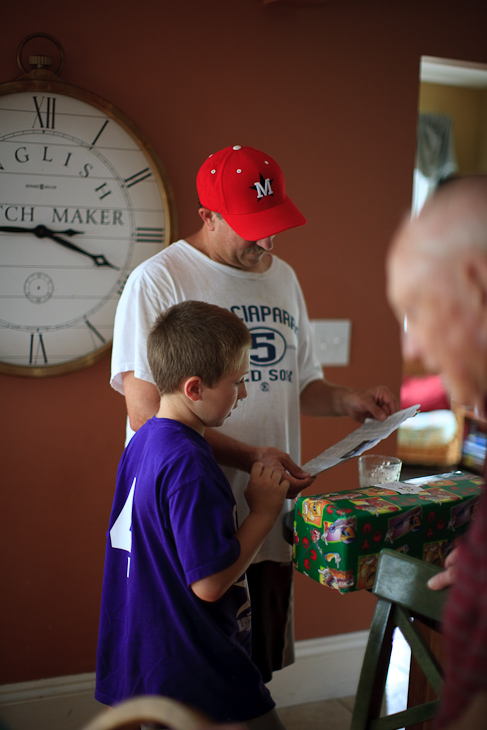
[48,228,83,237]
[0,225,36,234]
[0,225,82,236]
[0,224,119,270]
[41,230,120,270]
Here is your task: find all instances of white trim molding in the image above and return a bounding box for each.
[267,630,368,707]
[0,631,368,730]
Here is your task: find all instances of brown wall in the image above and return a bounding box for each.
[2,0,487,684]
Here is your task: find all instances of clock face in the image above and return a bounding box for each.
[0,82,175,376]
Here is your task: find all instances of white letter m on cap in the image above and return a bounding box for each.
[253,178,274,199]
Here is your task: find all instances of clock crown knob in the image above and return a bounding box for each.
[29,55,53,70]
[16,34,65,76]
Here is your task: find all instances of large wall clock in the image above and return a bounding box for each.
[0,34,176,377]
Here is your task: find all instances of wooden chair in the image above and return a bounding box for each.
[351,548,449,730]
[80,695,243,730]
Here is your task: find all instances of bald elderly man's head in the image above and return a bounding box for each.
[387,176,487,411]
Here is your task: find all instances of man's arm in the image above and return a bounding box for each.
[122,370,315,492]
[300,379,398,422]
[122,371,160,432]
[199,380,397,496]
[122,372,398,495]
[204,427,315,494]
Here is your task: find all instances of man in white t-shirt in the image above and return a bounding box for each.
[111,144,397,682]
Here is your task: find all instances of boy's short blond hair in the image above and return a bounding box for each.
[147,300,252,395]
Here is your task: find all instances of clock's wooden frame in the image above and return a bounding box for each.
[0,66,177,378]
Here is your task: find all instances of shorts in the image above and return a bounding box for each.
[246,560,295,683]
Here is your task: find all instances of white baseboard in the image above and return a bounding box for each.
[0,673,102,730]
[0,631,368,729]
[267,630,368,708]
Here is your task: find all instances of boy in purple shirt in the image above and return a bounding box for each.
[96,300,289,729]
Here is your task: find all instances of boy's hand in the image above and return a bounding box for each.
[244,461,290,521]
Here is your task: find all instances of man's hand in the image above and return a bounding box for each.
[428,546,459,590]
[340,384,398,423]
[205,430,314,496]
[252,446,315,498]
[300,380,398,422]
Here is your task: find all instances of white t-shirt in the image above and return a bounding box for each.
[111,240,323,562]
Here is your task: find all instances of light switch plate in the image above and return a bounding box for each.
[311,319,351,366]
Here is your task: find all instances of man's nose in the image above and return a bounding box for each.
[238,381,248,400]
[255,236,274,251]
[402,329,425,366]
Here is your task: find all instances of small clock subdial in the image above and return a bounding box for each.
[24,272,54,303]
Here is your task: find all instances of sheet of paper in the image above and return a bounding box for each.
[370,481,429,494]
[301,404,420,476]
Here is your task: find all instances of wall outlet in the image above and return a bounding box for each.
[311,319,351,366]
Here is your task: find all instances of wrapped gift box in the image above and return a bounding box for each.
[292,471,484,594]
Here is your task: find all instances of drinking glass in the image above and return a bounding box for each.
[358,454,402,488]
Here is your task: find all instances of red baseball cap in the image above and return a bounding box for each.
[196,145,306,240]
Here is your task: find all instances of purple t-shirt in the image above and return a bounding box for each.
[95,417,273,723]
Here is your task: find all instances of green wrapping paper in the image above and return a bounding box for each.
[292,471,484,593]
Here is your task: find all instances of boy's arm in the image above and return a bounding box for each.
[190,463,289,602]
